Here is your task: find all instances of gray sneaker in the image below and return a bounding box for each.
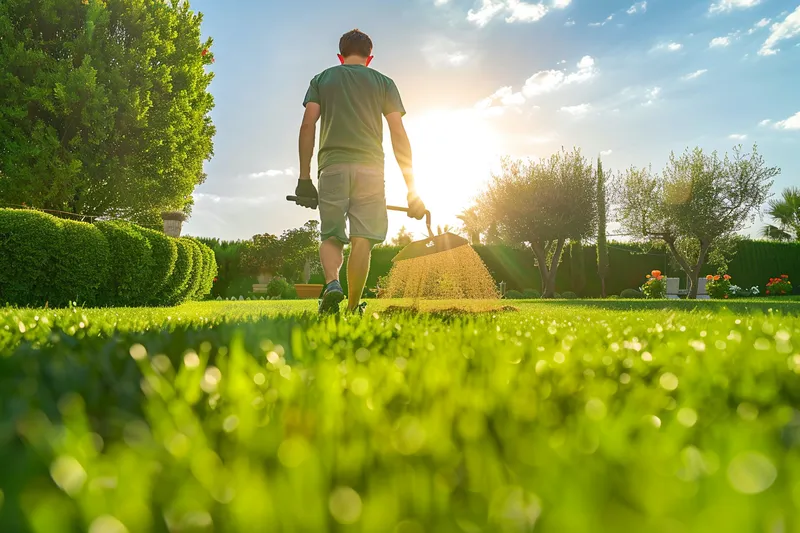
[318,280,345,315]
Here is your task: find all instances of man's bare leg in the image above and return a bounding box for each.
[347,237,372,311]
[320,237,344,284]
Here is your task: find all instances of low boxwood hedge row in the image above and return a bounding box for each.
[0,208,215,308]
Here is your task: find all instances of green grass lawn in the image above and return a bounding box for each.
[2,299,800,532]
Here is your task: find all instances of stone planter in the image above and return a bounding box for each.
[162,211,188,237]
[256,272,274,284]
[295,284,324,300]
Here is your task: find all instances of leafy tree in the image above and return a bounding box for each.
[617,145,779,299]
[278,220,320,283]
[762,187,800,242]
[596,156,610,297]
[456,207,484,244]
[0,0,215,222]
[241,234,282,277]
[391,226,413,246]
[479,148,597,298]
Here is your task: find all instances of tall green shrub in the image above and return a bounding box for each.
[138,227,178,303]
[596,157,610,297]
[53,219,110,307]
[159,239,194,306]
[180,238,204,302]
[0,209,60,306]
[96,221,153,306]
[197,243,218,299]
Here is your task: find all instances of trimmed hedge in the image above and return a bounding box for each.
[96,221,154,306]
[54,219,110,307]
[138,227,178,303]
[159,239,195,306]
[0,209,215,308]
[0,209,61,306]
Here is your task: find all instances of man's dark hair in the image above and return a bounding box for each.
[339,29,373,58]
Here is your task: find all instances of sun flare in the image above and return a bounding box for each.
[383,109,502,238]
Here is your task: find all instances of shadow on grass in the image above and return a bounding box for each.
[521,298,800,315]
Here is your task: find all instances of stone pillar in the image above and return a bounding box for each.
[161,211,188,237]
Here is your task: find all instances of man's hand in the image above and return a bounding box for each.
[295,179,319,209]
[407,190,426,220]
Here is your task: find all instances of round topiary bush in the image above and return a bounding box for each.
[504,290,524,299]
[0,209,61,306]
[267,277,289,298]
[621,288,645,299]
[522,289,541,299]
[553,293,562,299]
[158,238,194,306]
[138,227,178,303]
[562,291,578,299]
[96,220,154,306]
[282,285,298,300]
[194,242,218,300]
[54,219,110,307]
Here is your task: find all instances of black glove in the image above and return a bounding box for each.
[407,191,426,220]
[295,179,319,209]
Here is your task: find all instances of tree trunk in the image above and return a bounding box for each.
[687,269,700,299]
[600,277,607,299]
[664,238,711,300]
[532,239,565,298]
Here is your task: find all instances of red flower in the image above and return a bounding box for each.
[781,274,789,279]
[706,275,714,281]
[724,294,729,299]
[723,274,731,281]
[202,49,209,56]
[766,290,770,295]
[714,275,721,281]
[652,270,662,278]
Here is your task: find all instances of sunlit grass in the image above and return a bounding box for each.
[1,300,799,532]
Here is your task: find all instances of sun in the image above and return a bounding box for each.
[383,109,502,237]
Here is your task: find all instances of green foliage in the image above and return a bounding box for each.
[706,274,733,299]
[621,288,645,299]
[504,289,524,299]
[0,0,215,220]
[762,187,799,241]
[479,148,597,297]
[641,270,667,299]
[3,300,800,532]
[596,157,610,296]
[617,145,779,298]
[522,289,541,299]
[766,275,792,296]
[241,233,282,276]
[138,227,178,302]
[159,238,195,306]
[198,243,218,299]
[282,285,298,300]
[0,209,61,306]
[267,277,290,298]
[96,220,153,306]
[179,238,204,302]
[54,219,110,307]
[562,291,578,299]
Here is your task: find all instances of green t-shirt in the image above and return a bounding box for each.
[303,65,406,172]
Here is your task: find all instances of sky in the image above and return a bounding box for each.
[184,0,800,242]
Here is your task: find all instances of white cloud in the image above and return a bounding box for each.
[759,6,800,56]
[249,170,286,179]
[747,17,771,34]
[709,36,731,47]
[589,14,614,26]
[758,119,772,126]
[565,18,576,26]
[653,42,683,52]
[729,133,748,140]
[475,86,526,115]
[775,111,800,130]
[627,1,647,14]
[506,0,549,23]
[422,38,471,67]
[601,149,613,156]
[682,69,708,80]
[643,87,662,106]
[560,103,591,116]
[709,0,761,15]
[553,0,571,8]
[565,55,597,84]
[522,70,566,97]
[467,0,506,26]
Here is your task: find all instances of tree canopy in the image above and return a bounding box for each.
[617,145,779,298]
[479,148,596,298]
[0,0,215,224]
[762,187,800,242]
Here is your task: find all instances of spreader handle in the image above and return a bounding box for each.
[386,205,433,239]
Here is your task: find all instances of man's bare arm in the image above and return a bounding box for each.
[299,103,321,180]
[386,112,416,192]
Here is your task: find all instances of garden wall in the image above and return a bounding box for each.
[0,209,217,307]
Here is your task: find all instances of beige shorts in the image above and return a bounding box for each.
[318,163,388,244]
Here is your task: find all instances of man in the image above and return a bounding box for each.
[295,29,426,314]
